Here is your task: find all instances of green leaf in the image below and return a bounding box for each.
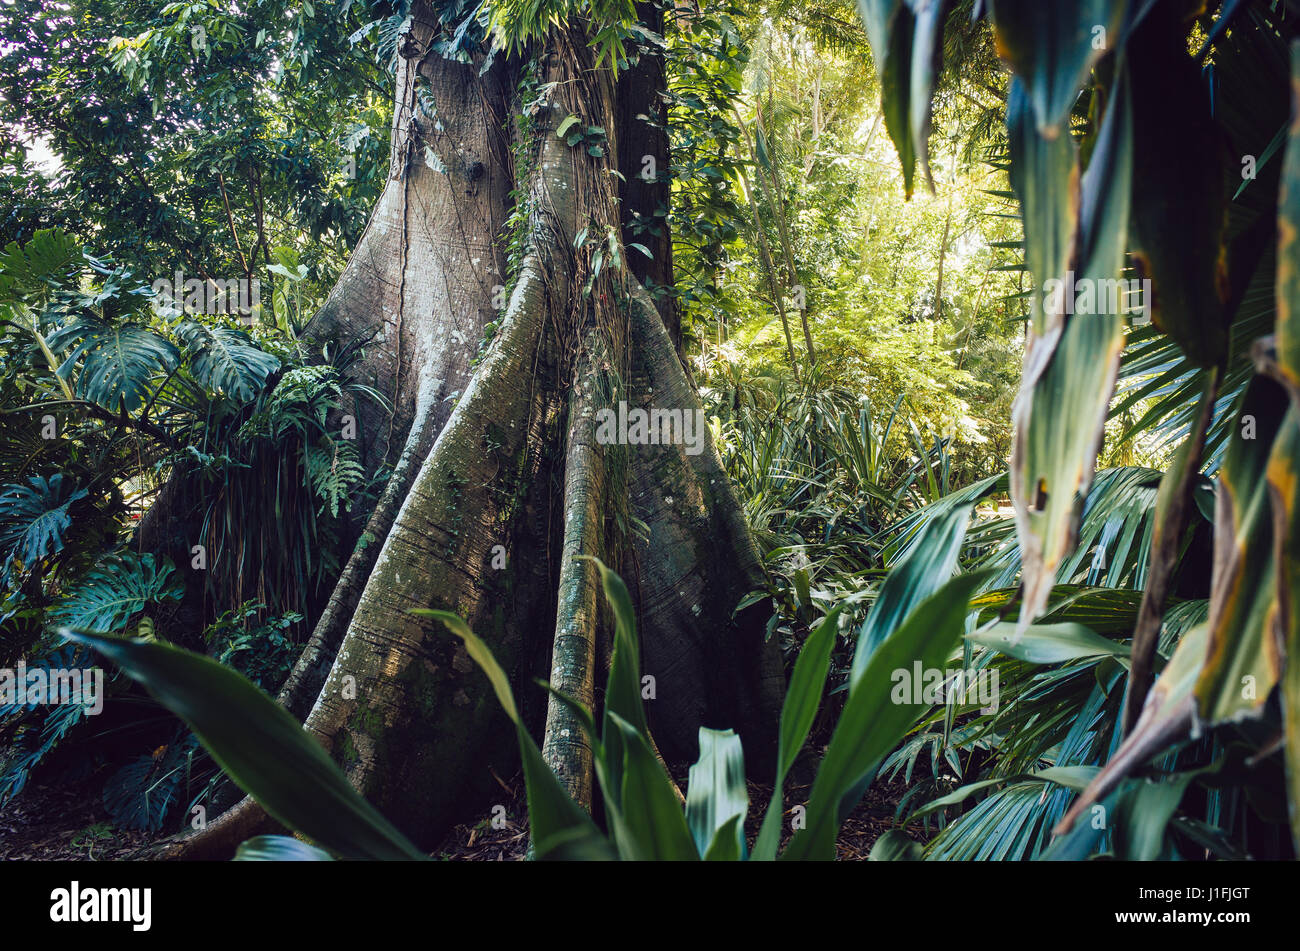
[178,321,280,402]
[989,0,1126,136]
[753,606,842,861]
[868,829,922,860]
[1194,380,1288,723]
[47,320,180,414]
[60,629,426,860]
[234,835,334,861]
[702,815,744,861]
[1009,66,1133,629]
[781,570,992,860]
[50,552,181,632]
[968,620,1128,664]
[579,556,648,813]
[0,474,86,578]
[610,713,699,861]
[1054,621,1208,836]
[853,501,971,679]
[0,228,82,300]
[685,727,748,861]
[858,0,919,197]
[414,609,612,860]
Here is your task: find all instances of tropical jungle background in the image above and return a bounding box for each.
[1,0,1298,862]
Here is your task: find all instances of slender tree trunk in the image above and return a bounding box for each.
[160,6,782,859]
[754,102,816,365]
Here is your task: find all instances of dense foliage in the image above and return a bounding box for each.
[2,0,1298,864]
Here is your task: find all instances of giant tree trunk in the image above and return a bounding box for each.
[160,5,781,859]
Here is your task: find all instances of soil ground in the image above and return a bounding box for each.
[0,758,934,861]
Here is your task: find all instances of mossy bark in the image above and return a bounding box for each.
[161,11,781,859]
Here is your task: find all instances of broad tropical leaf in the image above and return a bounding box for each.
[177,320,280,402]
[0,474,87,579]
[1194,378,1286,723]
[416,608,613,860]
[48,551,181,632]
[1009,64,1133,629]
[988,0,1126,138]
[685,727,748,861]
[968,620,1128,664]
[46,318,180,414]
[753,606,844,861]
[62,629,426,860]
[781,570,991,860]
[0,229,82,301]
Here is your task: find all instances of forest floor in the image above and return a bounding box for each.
[433,767,931,861]
[0,754,933,861]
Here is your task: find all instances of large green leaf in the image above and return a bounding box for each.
[47,319,180,414]
[49,551,181,632]
[0,474,86,579]
[753,606,843,861]
[1009,64,1133,628]
[417,609,613,860]
[61,629,426,861]
[0,229,82,301]
[906,0,944,192]
[612,714,699,861]
[1005,76,1077,325]
[1194,379,1286,722]
[1122,373,1217,734]
[177,320,280,402]
[580,555,648,822]
[989,1,1126,137]
[969,620,1128,665]
[853,500,971,680]
[1279,37,1300,400]
[1054,620,1208,836]
[858,0,920,197]
[780,570,991,860]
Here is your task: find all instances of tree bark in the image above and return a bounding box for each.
[160,7,782,858]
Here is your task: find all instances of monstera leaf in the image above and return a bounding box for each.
[177,320,280,403]
[0,474,87,580]
[0,228,82,302]
[46,318,180,414]
[49,551,182,633]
